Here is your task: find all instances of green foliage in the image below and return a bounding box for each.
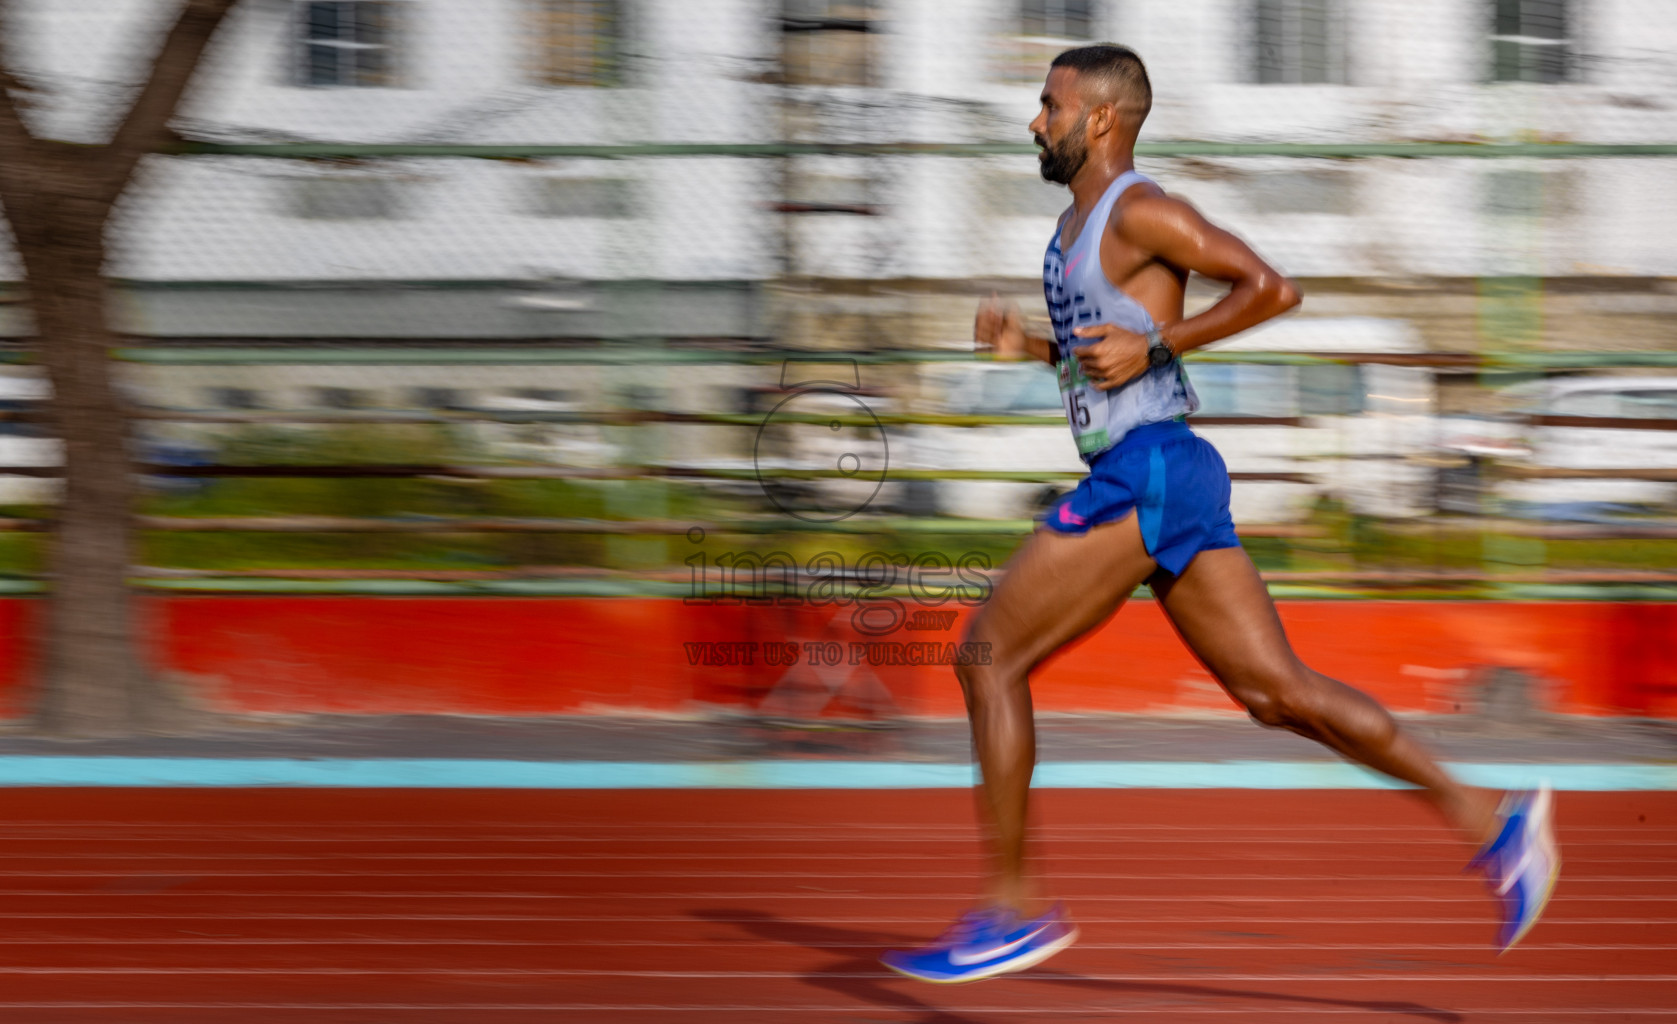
[0,531,43,577]
[139,425,620,569]
[1,426,1669,579]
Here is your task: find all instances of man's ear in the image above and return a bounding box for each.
[1088,102,1117,139]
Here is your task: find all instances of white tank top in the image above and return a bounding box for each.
[1043,170,1199,462]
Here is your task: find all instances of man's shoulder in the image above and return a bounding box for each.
[1106,181,1195,240]
[1111,177,1171,216]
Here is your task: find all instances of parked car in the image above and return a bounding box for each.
[463,389,621,467]
[0,373,218,502]
[1437,375,1677,516]
[0,373,57,504]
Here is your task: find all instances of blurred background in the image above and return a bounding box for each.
[0,0,1674,728]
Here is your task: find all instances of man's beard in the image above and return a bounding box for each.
[1037,121,1089,185]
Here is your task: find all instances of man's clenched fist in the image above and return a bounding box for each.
[1070,323,1149,390]
[974,294,1029,360]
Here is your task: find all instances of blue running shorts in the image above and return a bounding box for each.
[1040,418,1242,577]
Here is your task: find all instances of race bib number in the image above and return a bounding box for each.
[1058,355,1109,455]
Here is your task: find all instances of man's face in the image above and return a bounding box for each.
[1029,67,1089,186]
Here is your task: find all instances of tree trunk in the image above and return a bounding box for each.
[0,0,242,735]
[13,190,182,735]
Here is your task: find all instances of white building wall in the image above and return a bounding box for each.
[2,0,1674,284]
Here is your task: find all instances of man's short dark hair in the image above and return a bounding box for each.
[1050,44,1152,120]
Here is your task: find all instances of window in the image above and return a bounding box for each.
[410,387,460,410]
[995,1,1097,83]
[529,176,637,218]
[1549,391,1621,418]
[1021,0,1092,39]
[782,1,876,87]
[1298,365,1365,416]
[296,1,398,87]
[1618,391,1677,420]
[1253,0,1347,85]
[1482,167,1545,220]
[529,0,625,87]
[1187,365,1299,417]
[782,167,875,215]
[315,387,369,410]
[288,176,403,219]
[207,387,263,410]
[1492,0,1571,83]
[0,380,48,439]
[511,388,573,403]
[1481,167,1577,222]
[1239,167,1357,215]
[974,365,1063,415]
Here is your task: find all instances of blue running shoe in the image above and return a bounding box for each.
[1470,782,1561,953]
[880,903,1078,983]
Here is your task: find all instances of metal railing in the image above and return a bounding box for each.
[0,344,1668,595]
[160,142,1677,159]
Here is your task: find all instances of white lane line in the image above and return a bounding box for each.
[0,938,1666,950]
[0,892,1663,907]
[3,823,1675,833]
[0,1012,1663,1018]
[0,851,1667,862]
[3,834,1663,841]
[0,913,1663,925]
[0,967,1661,981]
[2,869,1649,881]
[4,822,1674,830]
[0,1012,1656,1018]
[0,839,1662,853]
[15,820,1669,828]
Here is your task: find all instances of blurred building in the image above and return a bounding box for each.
[1,1,1674,396]
[4,2,1675,285]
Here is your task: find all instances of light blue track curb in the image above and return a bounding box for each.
[0,757,1670,790]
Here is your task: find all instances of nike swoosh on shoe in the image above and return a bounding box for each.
[946,925,1049,966]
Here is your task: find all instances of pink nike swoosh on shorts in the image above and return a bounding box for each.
[1059,505,1087,526]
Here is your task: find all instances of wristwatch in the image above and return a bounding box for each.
[1145,327,1175,369]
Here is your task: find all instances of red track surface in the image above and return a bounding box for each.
[0,788,1671,1022]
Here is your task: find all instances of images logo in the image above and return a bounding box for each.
[752,359,889,522]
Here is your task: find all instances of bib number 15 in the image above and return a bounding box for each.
[1068,388,1091,428]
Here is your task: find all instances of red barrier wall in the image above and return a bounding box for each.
[0,597,1670,719]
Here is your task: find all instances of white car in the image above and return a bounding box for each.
[463,390,620,468]
[1438,376,1677,515]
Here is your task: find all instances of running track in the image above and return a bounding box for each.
[0,788,1671,1022]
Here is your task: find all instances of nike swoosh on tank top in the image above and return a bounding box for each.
[1043,170,1199,462]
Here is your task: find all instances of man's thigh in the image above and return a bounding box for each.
[968,514,1159,677]
[1150,545,1301,697]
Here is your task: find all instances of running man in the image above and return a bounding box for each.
[880,44,1559,984]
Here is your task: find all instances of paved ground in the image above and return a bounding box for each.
[0,711,1672,765]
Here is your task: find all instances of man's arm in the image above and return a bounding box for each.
[1070,193,1300,390]
[975,295,1056,366]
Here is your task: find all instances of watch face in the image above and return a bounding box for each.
[1149,345,1172,368]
